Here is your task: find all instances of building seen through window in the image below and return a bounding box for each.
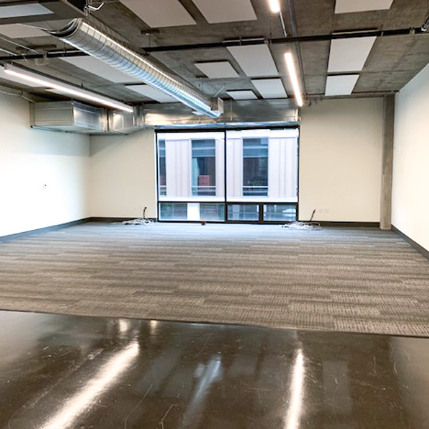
[157,129,298,222]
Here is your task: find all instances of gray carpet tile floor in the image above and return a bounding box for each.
[0,222,429,336]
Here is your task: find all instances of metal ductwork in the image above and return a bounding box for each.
[49,18,223,119]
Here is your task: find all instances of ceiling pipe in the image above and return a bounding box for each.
[141,27,428,52]
[48,18,223,118]
[1,26,426,62]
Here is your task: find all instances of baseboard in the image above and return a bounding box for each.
[392,226,429,261]
[312,221,380,228]
[0,218,91,243]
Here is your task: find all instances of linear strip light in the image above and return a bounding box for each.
[268,0,281,13]
[3,64,134,112]
[284,53,303,107]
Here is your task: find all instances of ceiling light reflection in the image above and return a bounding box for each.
[40,341,139,429]
[285,349,305,429]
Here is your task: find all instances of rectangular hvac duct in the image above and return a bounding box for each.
[144,99,299,128]
[108,106,144,134]
[30,101,107,133]
[30,101,144,134]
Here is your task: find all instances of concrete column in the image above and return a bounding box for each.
[380,95,395,230]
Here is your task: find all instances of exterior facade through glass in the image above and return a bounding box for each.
[157,129,299,222]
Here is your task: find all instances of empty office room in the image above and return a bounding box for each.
[1,0,429,427]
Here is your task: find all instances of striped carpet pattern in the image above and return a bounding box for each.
[0,222,429,336]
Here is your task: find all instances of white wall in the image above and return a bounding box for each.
[299,98,383,222]
[392,64,429,251]
[90,128,157,218]
[0,92,90,238]
[88,99,384,223]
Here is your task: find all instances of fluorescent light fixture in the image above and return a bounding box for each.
[3,64,133,112]
[269,0,281,13]
[284,53,303,107]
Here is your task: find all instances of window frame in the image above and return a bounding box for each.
[155,127,300,224]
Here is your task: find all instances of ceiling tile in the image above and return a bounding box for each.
[328,37,377,72]
[126,85,177,103]
[227,45,278,77]
[335,0,394,14]
[325,75,359,96]
[0,3,53,18]
[60,57,140,84]
[227,90,258,100]
[119,0,196,28]
[195,61,239,78]
[191,0,257,23]
[251,78,287,99]
[0,24,46,38]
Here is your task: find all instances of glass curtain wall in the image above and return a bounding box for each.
[157,129,299,222]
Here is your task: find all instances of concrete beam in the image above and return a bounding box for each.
[380,95,395,230]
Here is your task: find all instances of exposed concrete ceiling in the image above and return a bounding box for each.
[0,0,428,108]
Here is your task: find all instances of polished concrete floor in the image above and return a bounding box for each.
[1,310,429,429]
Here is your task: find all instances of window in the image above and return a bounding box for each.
[158,140,166,196]
[243,138,268,196]
[157,132,224,202]
[192,140,216,196]
[157,129,299,223]
[226,129,298,204]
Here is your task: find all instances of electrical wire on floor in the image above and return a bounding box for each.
[282,209,321,230]
[114,207,154,226]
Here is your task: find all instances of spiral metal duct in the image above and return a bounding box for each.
[49,19,222,118]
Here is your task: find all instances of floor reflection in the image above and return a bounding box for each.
[0,310,429,429]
